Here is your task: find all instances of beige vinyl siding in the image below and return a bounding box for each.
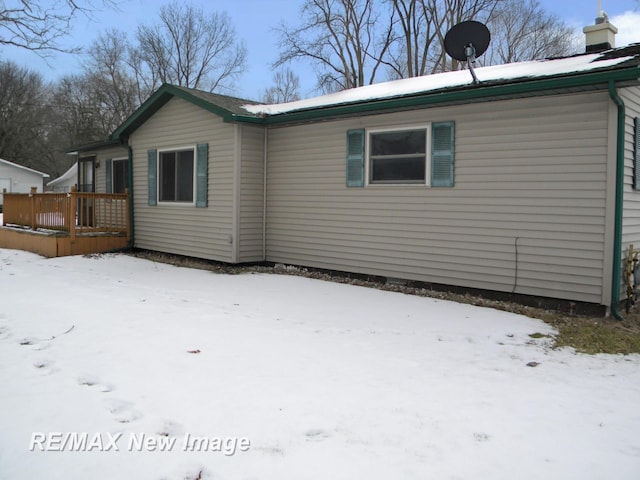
[92,146,129,194]
[130,97,235,262]
[266,91,610,304]
[238,125,265,262]
[621,86,640,300]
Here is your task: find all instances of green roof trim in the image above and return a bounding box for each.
[110,84,263,140]
[107,58,640,140]
[261,66,640,125]
[65,138,122,154]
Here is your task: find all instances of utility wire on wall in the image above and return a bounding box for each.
[512,237,519,294]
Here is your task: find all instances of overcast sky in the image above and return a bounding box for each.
[2,0,639,100]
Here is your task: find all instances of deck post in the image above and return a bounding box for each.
[30,187,37,230]
[2,188,6,226]
[125,188,131,242]
[69,186,77,239]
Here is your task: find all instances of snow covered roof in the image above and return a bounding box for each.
[97,44,640,146]
[0,158,49,178]
[47,163,77,187]
[243,45,640,117]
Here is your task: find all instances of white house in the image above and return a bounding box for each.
[0,158,49,208]
[47,163,77,192]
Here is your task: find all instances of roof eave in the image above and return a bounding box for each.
[96,64,640,135]
[0,158,49,177]
[110,84,264,139]
[256,65,640,126]
[110,85,175,140]
[65,138,122,155]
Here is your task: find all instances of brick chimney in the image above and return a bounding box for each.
[583,9,617,53]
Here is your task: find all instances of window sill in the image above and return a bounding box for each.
[365,183,430,188]
[156,201,197,206]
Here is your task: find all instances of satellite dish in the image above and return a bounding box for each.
[444,20,491,84]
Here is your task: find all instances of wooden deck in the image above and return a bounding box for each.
[0,188,131,257]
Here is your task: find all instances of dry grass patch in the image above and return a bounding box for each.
[550,317,640,355]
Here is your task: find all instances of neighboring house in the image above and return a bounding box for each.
[68,21,640,314]
[0,158,49,208]
[47,162,77,192]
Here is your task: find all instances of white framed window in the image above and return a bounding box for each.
[158,146,195,203]
[147,144,208,208]
[346,121,455,188]
[367,125,430,185]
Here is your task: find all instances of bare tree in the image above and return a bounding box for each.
[386,0,440,78]
[50,75,107,144]
[428,0,503,73]
[388,0,574,76]
[0,62,51,171]
[128,41,163,100]
[0,61,113,177]
[0,0,115,53]
[133,2,247,92]
[84,30,143,131]
[275,0,396,92]
[262,68,301,103]
[41,73,115,177]
[485,0,575,64]
[278,0,576,91]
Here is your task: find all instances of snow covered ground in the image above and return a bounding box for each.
[0,248,639,480]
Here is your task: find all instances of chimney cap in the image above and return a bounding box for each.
[595,11,609,24]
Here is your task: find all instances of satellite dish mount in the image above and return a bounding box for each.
[464,44,480,83]
[444,21,491,85]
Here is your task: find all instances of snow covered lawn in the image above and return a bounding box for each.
[0,249,639,480]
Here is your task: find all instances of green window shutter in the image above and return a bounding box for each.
[105,159,112,194]
[196,143,209,208]
[346,129,365,187]
[431,121,455,187]
[634,117,640,190]
[147,149,157,206]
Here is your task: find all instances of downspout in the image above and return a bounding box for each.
[262,128,268,261]
[608,80,625,320]
[126,141,135,249]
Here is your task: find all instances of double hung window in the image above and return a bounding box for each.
[147,144,208,207]
[346,122,455,188]
[159,149,194,203]
[369,128,427,184]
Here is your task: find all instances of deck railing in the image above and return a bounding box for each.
[2,187,130,240]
